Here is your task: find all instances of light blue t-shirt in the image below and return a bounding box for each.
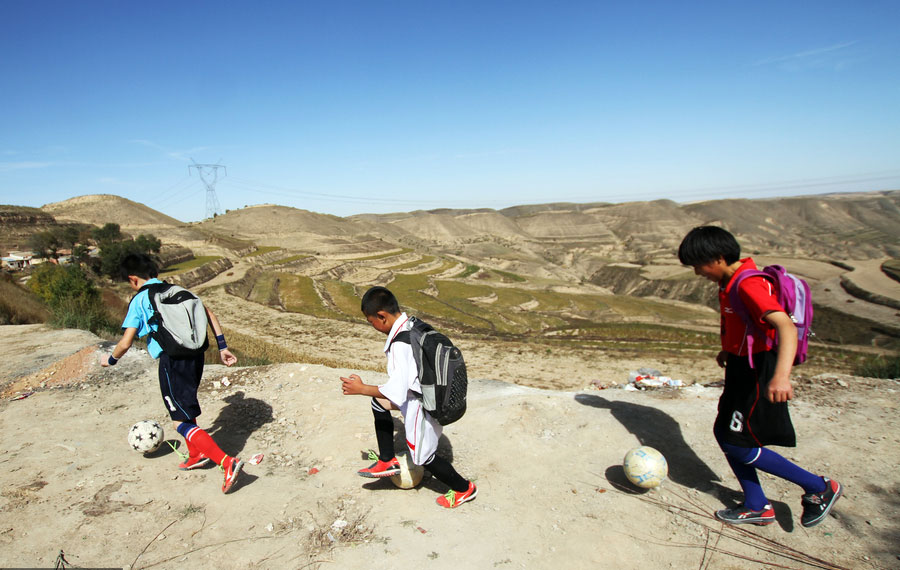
[122,278,164,359]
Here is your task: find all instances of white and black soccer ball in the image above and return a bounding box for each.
[128,420,164,454]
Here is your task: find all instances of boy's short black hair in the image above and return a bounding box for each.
[360,286,400,317]
[119,253,159,281]
[678,226,741,266]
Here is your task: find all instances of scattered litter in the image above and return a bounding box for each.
[248,453,265,465]
[416,526,427,534]
[308,467,319,475]
[10,391,34,401]
[331,519,348,529]
[221,378,231,387]
[627,368,683,389]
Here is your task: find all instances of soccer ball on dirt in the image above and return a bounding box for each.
[390,454,425,489]
[623,446,668,489]
[128,420,164,454]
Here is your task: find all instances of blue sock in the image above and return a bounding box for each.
[722,451,769,510]
[749,448,826,494]
[716,429,826,508]
[715,430,769,510]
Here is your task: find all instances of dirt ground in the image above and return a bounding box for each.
[0,324,898,569]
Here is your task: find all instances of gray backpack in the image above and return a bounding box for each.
[137,282,210,357]
[391,316,468,425]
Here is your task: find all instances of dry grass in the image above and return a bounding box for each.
[883,259,900,284]
[242,246,280,258]
[205,327,368,369]
[353,248,412,261]
[159,256,222,278]
[0,274,51,325]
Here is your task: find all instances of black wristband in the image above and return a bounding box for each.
[216,334,227,350]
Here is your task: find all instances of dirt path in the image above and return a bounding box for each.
[0,325,898,569]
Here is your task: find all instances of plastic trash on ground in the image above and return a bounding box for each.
[627,368,684,389]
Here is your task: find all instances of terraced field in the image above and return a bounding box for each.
[223,248,720,357]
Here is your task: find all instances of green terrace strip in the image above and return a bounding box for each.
[321,279,362,318]
[159,256,222,277]
[493,269,527,283]
[457,264,480,278]
[277,274,342,319]
[242,246,281,258]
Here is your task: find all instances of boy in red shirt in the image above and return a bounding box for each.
[678,226,841,527]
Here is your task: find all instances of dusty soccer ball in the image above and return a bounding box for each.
[390,454,425,489]
[128,420,164,454]
[623,446,668,489]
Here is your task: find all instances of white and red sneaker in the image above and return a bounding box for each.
[178,454,210,471]
[436,482,477,509]
[221,456,244,494]
[357,457,401,478]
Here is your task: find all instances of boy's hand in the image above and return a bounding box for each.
[340,374,364,395]
[767,374,794,403]
[715,350,728,368]
[219,348,237,367]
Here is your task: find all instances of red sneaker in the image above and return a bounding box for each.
[357,457,401,478]
[222,456,243,494]
[436,482,477,508]
[178,454,210,471]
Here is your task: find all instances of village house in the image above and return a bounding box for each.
[1,251,35,271]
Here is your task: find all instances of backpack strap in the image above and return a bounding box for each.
[727,270,775,368]
[390,330,411,346]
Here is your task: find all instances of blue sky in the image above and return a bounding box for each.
[2,1,899,222]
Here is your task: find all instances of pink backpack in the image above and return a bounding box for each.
[728,265,813,368]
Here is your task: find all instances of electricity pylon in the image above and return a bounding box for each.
[188,161,226,219]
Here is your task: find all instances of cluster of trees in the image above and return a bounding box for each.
[24,222,162,333]
[28,222,161,278]
[27,223,93,261]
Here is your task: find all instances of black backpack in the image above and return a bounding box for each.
[136,282,210,358]
[391,316,468,425]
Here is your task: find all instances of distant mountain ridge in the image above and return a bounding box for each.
[6,190,896,269]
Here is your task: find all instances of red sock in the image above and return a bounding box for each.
[183,426,228,466]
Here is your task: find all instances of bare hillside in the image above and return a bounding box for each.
[43,194,185,231]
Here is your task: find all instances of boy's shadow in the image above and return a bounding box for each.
[575,394,723,495]
[362,416,454,493]
[205,391,274,457]
[583,395,797,531]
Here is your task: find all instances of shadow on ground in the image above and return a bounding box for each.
[204,390,274,457]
